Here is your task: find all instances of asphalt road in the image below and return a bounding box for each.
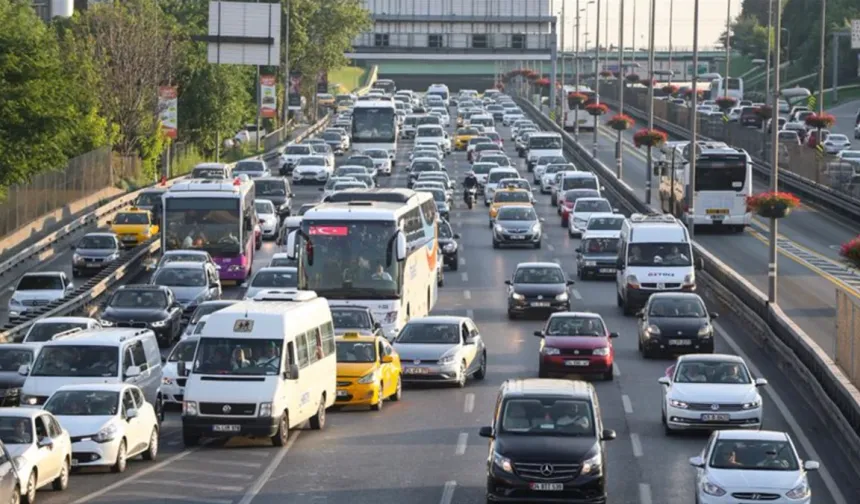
[579,108,860,358]
[28,117,859,504]
[828,99,859,147]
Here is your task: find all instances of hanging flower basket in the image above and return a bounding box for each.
[585,103,609,117]
[625,73,640,84]
[804,113,835,130]
[599,70,614,78]
[524,70,539,81]
[633,128,668,149]
[607,113,635,131]
[715,96,737,112]
[755,105,773,120]
[535,78,550,87]
[745,192,800,219]
[683,88,704,98]
[839,236,860,268]
[661,84,679,96]
[494,82,505,91]
[568,92,589,109]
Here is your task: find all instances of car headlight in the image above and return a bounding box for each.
[358,369,380,384]
[785,480,811,500]
[73,253,84,264]
[93,423,119,443]
[150,319,169,328]
[555,292,569,301]
[259,402,273,417]
[683,274,695,287]
[9,298,22,307]
[107,252,120,261]
[593,347,610,356]
[585,260,597,266]
[742,399,761,409]
[646,324,661,335]
[494,225,504,233]
[20,394,38,406]
[438,353,457,366]
[698,324,712,337]
[511,292,524,301]
[99,318,114,327]
[669,399,689,409]
[443,242,457,253]
[701,479,726,497]
[580,452,602,475]
[183,400,199,416]
[493,451,514,473]
[530,223,541,234]
[162,377,174,386]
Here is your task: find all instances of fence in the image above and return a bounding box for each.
[837,288,860,390]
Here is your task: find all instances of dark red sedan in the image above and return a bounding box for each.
[535,312,618,380]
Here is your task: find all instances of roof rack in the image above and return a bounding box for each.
[118,329,154,342]
[51,327,85,340]
[252,289,318,302]
[629,213,679,224]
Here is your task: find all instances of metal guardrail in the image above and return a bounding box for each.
[518,97,860,462]
[0,113,333,343]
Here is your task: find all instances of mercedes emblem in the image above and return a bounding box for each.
[677,331,683,335]
[540,464,554,476]
[537,295,543,300]
[710,404,720,411]
[413,360,421,365]
[573,350,580,355]
[222,405,232,414]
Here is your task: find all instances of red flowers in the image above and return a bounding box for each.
[633,129,668,148]
[755,105,773,120]
[745,192,800,219]
[607,113,635,131]
[804,113,836,130]
[535,78,550,87]
[715,96,737,111]
[661,84,679,96]
[839,236,860,267]
[585,103,609,116]
[684,88,704,98]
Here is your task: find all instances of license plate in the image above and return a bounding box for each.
[122,236,136,241]
[565,360,590,367]
[336,390,348,397]
[212,424,241,432]
[669,339,692,346]
[405,367,429,374]
[509,235,525,240]
[531,302,550,307]
[701,414,730,422]
[71,459,79,467]
[86,263,102,267]
[710,215,725,220]
[599,268,615,273]
[530,482,563,491]
[706,209,729,215]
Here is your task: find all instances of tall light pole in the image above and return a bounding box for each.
[604,0,610,67]
[645,0,655,204]
[561,0,566,90]
[631,0,636,62]
[668,0,674,84]
[769,2,782,304]
[687,0,700,239]
[764,0,772,105]
[616,0,625,177]
[724,0,731,97]
[592,0,601,157]
[817,0,826,115]
[575,0,582,138]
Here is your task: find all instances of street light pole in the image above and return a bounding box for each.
[604,0,610,67]
[616,0,625,178]
[574,0,582,138]
[817,0,826,115]
[645,0,655,205]
[764,0,772,105]
[768,2,782,304]
[687,0,700,239]
[593,0,601,157]
[724,0,731,97]
[668,0,674,85]
[631,0,636,62]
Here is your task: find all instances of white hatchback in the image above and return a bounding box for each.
[568,197,613,237]
[0,407,71,502]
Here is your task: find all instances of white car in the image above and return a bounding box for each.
[659,354,766,434]
[533,155,569,183]
[0,408,71,502]
[7,272,73,320]
[690,430,818,504]
[268,252,294,267]
[254,199,279,240]
[726,107,742,122]
[321,181,367,202]
[319,176,359,201]
[429,108,450,127]
[183,300,238,338]
[291,156,331,184]
[837,149,860,164]
[415,125,451,153]
[161,336,198,404]
[279,144,314,173]
[417,172,454,191]
[540,164,573,193]
[822,133,851,154]
[568,197,613,237]
[242,267,298,300]
[44,384,159,473]
[233,124,266,145]
[363,148,394,175]
[854,122,860,139]
[502,111,524,126]
[393,316,487,387]
[22,317,101,343]
[585,213,625,233]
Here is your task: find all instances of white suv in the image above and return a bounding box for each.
[7,272,73,321]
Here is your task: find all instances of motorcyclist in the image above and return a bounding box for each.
[463,172,479,202]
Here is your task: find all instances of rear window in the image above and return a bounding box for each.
[488,171,518,183]
[562,177,598,191]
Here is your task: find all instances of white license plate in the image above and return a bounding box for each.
[599,268,615,273]
[71,459,79,467]
[405,367,429,374]
[565,360,590,367]
[509,235,525,240]
[531,302,550,307]
[212,424,241,432]
[530,482,564,491]
[710,215,725,220]
[669,339,692,346]
[701,414,730,422]
[336,390,348,397]
[122,236,136,241]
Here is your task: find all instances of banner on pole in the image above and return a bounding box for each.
[316,71,328,94]
[158,86,178,139]
[852,20,860,50]
[288,72,302,111]
[260,75,277,118]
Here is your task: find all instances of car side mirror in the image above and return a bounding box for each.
[478,426,493,438]
[601,429,616,441]
[658,376,671,386]
[177,361,187,376]
[575,247,581,253]
[566,280,575,286]
[286,363,300,380]
[616,258,625,269]
[689,456,705,468]
[453,233,461,239]
[124,365,141,379]
[504,280,512,285]
[754,378,768,387]
[38,437,53,449]
[803,460,820,471]
[709,312,718,319]
[533,330,544,337]
[609,332,619,338]
[539,217,545,222]
[126,408,139,420]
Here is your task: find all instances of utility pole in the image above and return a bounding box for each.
[724,0,731,97]
[817,0,826,115]
[769,3,782,304]
[764,0,772,105]
[592,0,601,157]
[574,0,581,138]
[645,0,655,204]
[282,0,290,128]
[668,0,674,84]
[687,0,699,239]
[616,0,625,178]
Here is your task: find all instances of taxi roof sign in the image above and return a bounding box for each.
[342,332,360,339]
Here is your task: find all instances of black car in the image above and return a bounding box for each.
[254,177,294,221]
[0,345,38,406]
[637,292,717,358]
[99,285,183,347]
[71,232,121,277]
[438,219,461,270]
[506,262,574,318]
[321,131,345,155]
[575,233,620,279]
[344,155,375,173]
[133,187,167,214]
[479,379,616,503]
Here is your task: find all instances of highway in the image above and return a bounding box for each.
[28,115,859,504]
[829,99,859,148]
[573,106,860,358]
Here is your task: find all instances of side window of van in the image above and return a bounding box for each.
[321,321,336,357]
[295,333,310,369]
[122,348,134,376]
[130,341,148,372]
[307,328,323,364]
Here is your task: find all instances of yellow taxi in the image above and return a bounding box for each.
[316,93,335,107]
[335,333,402,410]
[489,188,533,223]
[454,127,480,150]
[109,208,159,247]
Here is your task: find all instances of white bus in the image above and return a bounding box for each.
[660,141,752,232]
[351,100,398,161]
[708,76,744,101]
[562,85,597,132]
[427,83,450,106]
[285,189,438,340]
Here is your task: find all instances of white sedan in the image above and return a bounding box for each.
[659,354,766,434]
[254,199,279,240]
[690,429,817,503]
[568,197,613,237]
[0,408,71,502]
[822,133,851,154]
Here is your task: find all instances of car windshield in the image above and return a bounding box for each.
[627,243,692,267]
[189,302,234,324]
[494,191,530,203]
[709,439,799,471]
[412,161,440,172]
[331,309,373,330]
[0,348,34,372]
[829,135,848,142]
[336,341,376,363]
[168,339,198,362]
[326,177,355,189]
[109,290,168,309]
[365,150,387,158]
[193,338,282,375]
[254,180,287,196]
[457,128,479,136]
[545,165,571,174]
[438,221,454,238]
[322,133,340,141]
[45,390,120,416]
[78,235,116,249]
[497,207,536,221]
[17,275,63,290]
[298,157,325,166]
[539,156,567,165]
[154,268,206,287]
[31,345,118,377]
[472,163,498,174]
[0,417,33,444]
[286,146,310,155]
[580,237,619,254]
[565,190,600,202]
[26,322,88,342]
[269,257,294,267]
[587,217,623,230]
[251,270,298,288]
[562,177,598,191]
[255,202,275,215]
[470,138,491,145]
[418,127,443,137]
[396,323,460,344]
[161,253,207,265]
[649,297,707,317]
[545,316,606,336]
[235,161,265,172]
[574,200,611,213]
[486,133,501,141]
[840,151,860,159]
[114,212,149,225]
[501,398,595,436]
[674,360,751,384]
[488,171,517,184]
[483,156,510,166]
[134,192,162,207]
[334,183,366,191]
[476,144,501,152]
[421,189,446,202]
[529,137,562,149]
[514,267,565,284]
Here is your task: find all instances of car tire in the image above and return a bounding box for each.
[272,413,289,447]
[538,365,548,378]
[142,427,159,461]
[534,240,541,249]
[390,376,402,401]
[309,395,326,429]
[371,386,384,411]
[616,292,624,307]
[456,362,467,388]
[450,256,459,271]
[474,352,487,380]
[10,483,20,504]
[52,458,70,491]
[507,310,516,320]
[111,440,128,473]
[604,366,614,381]
[662,411,674,436]
[492,240,500,249]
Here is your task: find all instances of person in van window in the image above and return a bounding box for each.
[372,264,392,281]
[665,246,688,263]
[256,343,280,368]
[552,402,590,432]
[629,246,642,263]
[89,350,116,374]
[719,364,745,384]
[11,418,32,444]
[231,348,251,370]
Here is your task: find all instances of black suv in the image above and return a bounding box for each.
[479,378,615,503]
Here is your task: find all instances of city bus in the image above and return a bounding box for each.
[284,189,438,340]
[659,141,752,232]
[707,76,744,101]
[162,178,257,281]
[372,79,396,95]
[562,85,597,132]
[351,100,398,161]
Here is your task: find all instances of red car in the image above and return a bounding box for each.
[535,312,618,380]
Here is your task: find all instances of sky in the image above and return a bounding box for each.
[552,0,743,52]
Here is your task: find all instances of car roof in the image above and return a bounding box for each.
[163,250,209,256]
[21,271,64,278]
[405,315,468,325]
[156,261,207,270]
[502,378,594,399]
[256,266,297,273]
[715,430,789,442]
[82,232,117,239]
[33,316,95,325]
[676,353,744,363]
[547,311,604,320]
[54,383,132,393]
[0,343,41,352]
[0,407,46,419]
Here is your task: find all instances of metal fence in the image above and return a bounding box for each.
[836,288,860,390]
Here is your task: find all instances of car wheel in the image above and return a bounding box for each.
[604,366,614,381]
[456,362,467,388]
[474,352,487,380]
[142,427,159,461]
[309,395,326,429]
[390,376,402,401]
[52,457,70,491]
[662,410,674,436]
[371,385,384,411]
[450,255,459,271]
[272,413,289,447]
[534,240,541,249]
[111,440,127,473]
[492,240,500,249]
[9,483,20,504]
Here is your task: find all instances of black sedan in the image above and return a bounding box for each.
[575,233,620,279]
[99,284,183,347]
[637,292,717,358]
[438,219,460,270]
[506,262,574,319]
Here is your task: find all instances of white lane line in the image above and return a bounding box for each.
[237,431,302,504]
[572,289,582,300]
[466,309,475,319]
[547,243,555,251]
[167,440,180,446]
[455,432,469,455]
[639,483,653,504]
[137,479,244,492]
[463,290,472,300]
[622,394,633,414]
[461,272,469,282]
[459,257,466,266]
[715,323,849,504]
[613,362,621,377]
[71,448,200,503]
[440,481,457,504]
[206,460,263,469]
[165,468,255,480]
[630,433,643,457]
[113,492,232,504]
[464,393,475,413]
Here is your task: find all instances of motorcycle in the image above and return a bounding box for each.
[464,186,477,210]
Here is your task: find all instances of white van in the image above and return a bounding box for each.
[484,167,521,205]
[470,114,496,133]
[615,214,701,315]
[526,132,564,171]
[19,328,164,416]
[180,291,336,447]
[426,84,450,106]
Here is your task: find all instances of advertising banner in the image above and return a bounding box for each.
[316,71,328,94]
[260,75,277,118]
[158,86,178,139]
[288,71,302,111]
[851,19,860,49]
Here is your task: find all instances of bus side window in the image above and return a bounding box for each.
[307,328,323,363]
[295,334,310,369]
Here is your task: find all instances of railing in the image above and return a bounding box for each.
[837,288,860,391]
[351,32,554,53]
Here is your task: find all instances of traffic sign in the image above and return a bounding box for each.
[852,20,860,49]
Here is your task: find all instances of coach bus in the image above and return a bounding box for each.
[563,85,597,132]
[162,177,257,281]
[351,100,398,161]
[285,189,438,340]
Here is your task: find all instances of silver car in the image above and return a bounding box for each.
[393,316,487,387]
[242,267,298,300]
[150,261,222,321]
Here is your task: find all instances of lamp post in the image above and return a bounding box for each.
[667,0,674,84]
[768,2,782,304]
[630,0,636,61]
[817,0,826,115]
[764,0,772,105]
[604,0,610,67]
[616,0,625,178]
[645,0,655,204]
[724,0,731,97]
[687,0,700,239]
[574,0,582,138]
[592,0,601,158]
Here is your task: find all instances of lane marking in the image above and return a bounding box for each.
[464,393,475,413]
[547,243,555,251]
[639,483,653,504]
[622,394,633,414]
[461,272,469,282]
[440,481,457,504]
[553,258,561,264]
[466,309,475,319]
[237,430,302,504]
[613,362,621,377]
[112,492,232,504]
[715,322,848,504]
[206,460,263,469]
[165,468,255,480]
[630,433,643,457]
[455,432,468,455]
[459,257,466,266]
[463,290,472,300]
[572,289,582,300]
[137,479,244,492]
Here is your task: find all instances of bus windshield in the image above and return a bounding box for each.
[299,220,402,299]
[164,198,244,256]
[695,159,747,191]
[352,107,396,142]
[193,338,282,375]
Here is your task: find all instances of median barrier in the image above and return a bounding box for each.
[518,97,860,466]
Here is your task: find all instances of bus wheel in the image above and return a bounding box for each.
[272,413,289,447]
[309,396,326,430]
